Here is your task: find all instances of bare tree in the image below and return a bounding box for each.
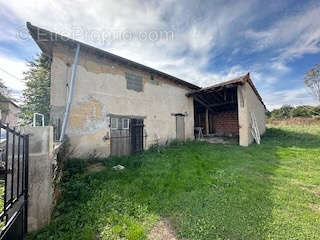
[304,64,320,104]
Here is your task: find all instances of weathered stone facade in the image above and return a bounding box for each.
[27,23,266,152]
[238,82,266,146]
[50,43,195,157]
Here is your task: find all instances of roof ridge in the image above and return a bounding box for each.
[186,73,266,109]
[26,22,200,90]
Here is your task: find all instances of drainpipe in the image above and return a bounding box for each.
[59,43,80,142]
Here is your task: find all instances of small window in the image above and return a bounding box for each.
[126,72,142,92]
[110,118,118,129]
[118,118,123,129]
[122,118,130,129]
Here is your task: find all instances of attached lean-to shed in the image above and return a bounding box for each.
[187,73,266,146]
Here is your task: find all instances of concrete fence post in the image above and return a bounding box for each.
[21,126,56,232]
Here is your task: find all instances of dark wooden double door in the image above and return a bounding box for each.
[110,118,144,156]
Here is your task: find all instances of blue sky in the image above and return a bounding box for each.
[0,0,320,109]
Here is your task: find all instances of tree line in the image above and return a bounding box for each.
[266,105,320,119]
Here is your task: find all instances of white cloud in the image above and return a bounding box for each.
[263,87,317,110]
[270,61,291,73]
[0,54,27,91]
[0,4,22,42]
[0,0,257,85]
[246,2,320,64]
[0,0,319,109]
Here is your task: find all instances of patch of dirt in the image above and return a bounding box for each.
[148,219,178,240]
[87,162,105,173]
[200,136,238,144]
[291,179,320,197]
[310,204,320,212]
[304,186,320,197]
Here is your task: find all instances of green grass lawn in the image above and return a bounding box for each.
[30,124,320,240]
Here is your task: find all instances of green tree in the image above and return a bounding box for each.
[265,110,271,118]
[269,105,320,119]
[313,106,320,116]
[0,79,10,116]
[0,79,10,100]
[291,105,312,117]
[304,63,320,104]
[20,54,51,125]
[271,105,294,119]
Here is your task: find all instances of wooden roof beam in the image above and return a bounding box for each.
[194,96,216,113]
[208,101,236,107]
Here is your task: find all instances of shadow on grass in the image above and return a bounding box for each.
[29,126,320,240]
[263,126,320,148]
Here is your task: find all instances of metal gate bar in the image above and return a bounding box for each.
[130,119,144,153]
[0,122,29,240]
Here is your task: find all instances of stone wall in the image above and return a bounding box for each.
[50,43,194,157]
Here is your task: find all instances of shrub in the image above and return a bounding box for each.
[291,105,311,117]
[268,104,320,119]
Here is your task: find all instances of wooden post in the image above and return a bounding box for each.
[205,108,209,135]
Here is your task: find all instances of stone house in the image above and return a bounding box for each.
[27,23,266,157]
[0,98,20,127]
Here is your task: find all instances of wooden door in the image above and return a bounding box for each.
[176,115,185,140]
[110,117,131,156]
[110,117,144,156]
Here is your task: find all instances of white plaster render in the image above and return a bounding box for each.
[238,82,266,146]
[65,96,109,136]
[51,44,194,157]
